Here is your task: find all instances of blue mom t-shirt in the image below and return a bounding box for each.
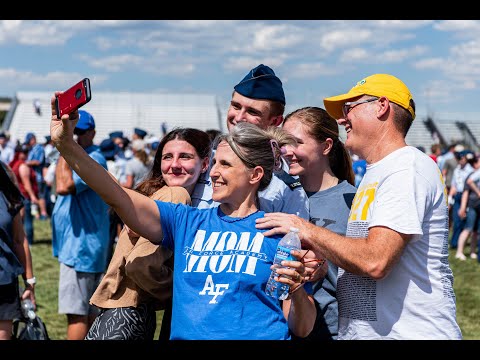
[155,201,290,340]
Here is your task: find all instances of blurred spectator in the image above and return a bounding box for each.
[108,131,128,183]
[9,144,39,245]
[145,136,160,158]
[99,138,120,175]
[429,143,442,165]
[122,139,152,189]
[448,150,474,250]
[24,132,47,220]
[440,143,462,193]
[43,135,58,165]
[109,131,124,147]
[0,132,14,165]
[99,138,122,264]
[43,135,59,217]
[52,110,111,340]
[351,154,367,188]
[132,127,147,141]
[161,122,168,137]
[456,152,480,260]
[33,99,42,116]
[107,132,128,241]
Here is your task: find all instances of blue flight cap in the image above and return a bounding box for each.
[234,64,285,105]
[151,141,160,150]
[109,131,124,139]
[24,132,36,144]
[134,127,147,138]
[75,110,95,131]
[99,138,120,159]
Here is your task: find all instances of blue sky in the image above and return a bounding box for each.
[1,20,479,121]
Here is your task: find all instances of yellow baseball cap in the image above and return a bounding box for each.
[323,74,415,120]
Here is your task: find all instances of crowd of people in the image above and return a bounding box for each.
[0,63,466,340]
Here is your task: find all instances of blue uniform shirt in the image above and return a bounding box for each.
[51,145,111,273]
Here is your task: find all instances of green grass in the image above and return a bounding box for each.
[28,219,163,340]
[29,219,480,340]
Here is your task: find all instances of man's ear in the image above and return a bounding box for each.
[271,115,284,127]
[250,165,264,185]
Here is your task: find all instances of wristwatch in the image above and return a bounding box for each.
[25,277,36,287]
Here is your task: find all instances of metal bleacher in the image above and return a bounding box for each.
[7,91,226,144]
[405,116,467,151]
[6,91,480,155]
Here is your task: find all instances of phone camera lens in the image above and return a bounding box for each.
[75,89,82,99]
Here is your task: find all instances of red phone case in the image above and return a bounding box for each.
[55,78,91,118]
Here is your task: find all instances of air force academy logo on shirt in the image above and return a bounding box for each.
[199,275,229,304]
[183,229,268,304]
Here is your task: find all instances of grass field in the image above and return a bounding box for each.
[29,218,480,340]
[28,219,164,340]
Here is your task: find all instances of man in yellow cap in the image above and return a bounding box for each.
[256,73,462,339]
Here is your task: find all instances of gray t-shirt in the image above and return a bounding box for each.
[301,180,357,340]
[125,157,151,188]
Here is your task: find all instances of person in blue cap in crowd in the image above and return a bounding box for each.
[109,131,124,141]
[51,109,111,340]
[191,64,309,220]
[132,127,148,141]
[99,138,120,174]
[108,131,129,182]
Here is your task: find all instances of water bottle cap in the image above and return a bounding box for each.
[290,227,299,233]
[27,309,36,320]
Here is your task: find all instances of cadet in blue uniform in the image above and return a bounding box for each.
[191,64,309,219]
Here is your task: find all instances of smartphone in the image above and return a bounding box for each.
[55,78,91,118]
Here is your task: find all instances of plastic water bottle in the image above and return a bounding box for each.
[265,227,302,300]
[30,203,39,217]
[21,298,36,320]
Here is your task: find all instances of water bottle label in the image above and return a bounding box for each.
[276,245,295,262]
